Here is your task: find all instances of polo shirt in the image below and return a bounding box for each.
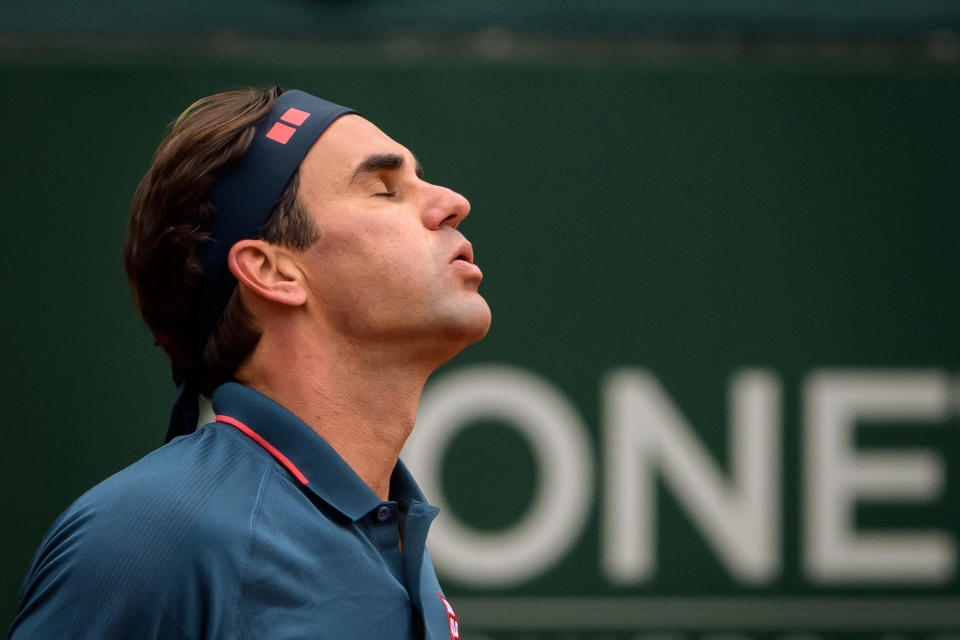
[10,382,461,640]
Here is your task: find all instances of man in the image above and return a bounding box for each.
[10,87,489,639]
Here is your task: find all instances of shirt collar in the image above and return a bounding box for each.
[211,382,429,522]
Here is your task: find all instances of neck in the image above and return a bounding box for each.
[237,328,438,500]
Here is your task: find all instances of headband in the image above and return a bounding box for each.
[167,89,357,443]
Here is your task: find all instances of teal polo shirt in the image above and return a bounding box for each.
[11,382,461,640]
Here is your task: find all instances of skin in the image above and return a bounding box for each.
[227,114,491,499]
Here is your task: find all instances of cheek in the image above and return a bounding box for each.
[309,224,438,291]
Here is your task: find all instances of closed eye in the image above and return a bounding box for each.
[351,152,424,187]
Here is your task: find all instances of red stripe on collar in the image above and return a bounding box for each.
[216,414,310,485]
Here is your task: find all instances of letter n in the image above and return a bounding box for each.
[602,369,781,584]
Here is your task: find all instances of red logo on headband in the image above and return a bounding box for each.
[265,107,313,144]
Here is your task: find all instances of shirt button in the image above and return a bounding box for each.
[376,505,393,522]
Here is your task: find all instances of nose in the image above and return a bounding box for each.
[423,184,471,230]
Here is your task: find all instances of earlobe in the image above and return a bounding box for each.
[228,240,307,307]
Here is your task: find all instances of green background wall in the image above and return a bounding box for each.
[1,48,958,638]
[3,0,960,34]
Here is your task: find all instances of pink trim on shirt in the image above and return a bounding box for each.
[215,414,310,485]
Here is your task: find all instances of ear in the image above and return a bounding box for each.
[227,239,307,307]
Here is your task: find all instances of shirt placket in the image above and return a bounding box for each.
[400,502,440,638]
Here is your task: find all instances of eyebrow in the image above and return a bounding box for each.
[350,152,424,184]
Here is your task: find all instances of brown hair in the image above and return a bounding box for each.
[125,86,319,395]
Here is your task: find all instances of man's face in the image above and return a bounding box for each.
[294,114,491,360]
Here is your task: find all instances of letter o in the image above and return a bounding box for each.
[403,364,594,587]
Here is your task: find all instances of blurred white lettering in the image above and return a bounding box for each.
[803,370,955,583]
[407,365,956,587]
[404,364,594,587]
[602,369,781,584]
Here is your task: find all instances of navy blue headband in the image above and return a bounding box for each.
[167,89,356,443]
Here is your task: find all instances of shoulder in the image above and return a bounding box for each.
[71,423,271,539]
[11,424,278,638]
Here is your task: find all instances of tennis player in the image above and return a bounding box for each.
[10,86,488,639]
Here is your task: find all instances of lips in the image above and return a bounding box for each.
[450,241,474,265]
[450,240,482,279]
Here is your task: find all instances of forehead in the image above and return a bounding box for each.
[299,114,407,188]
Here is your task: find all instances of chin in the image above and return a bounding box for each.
[432,297,492,354]
[461,296,492,342]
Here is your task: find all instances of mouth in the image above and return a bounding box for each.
[450,240,482,279]
[450,241,475,265]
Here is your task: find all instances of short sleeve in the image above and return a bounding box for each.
[10,500,194,639]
